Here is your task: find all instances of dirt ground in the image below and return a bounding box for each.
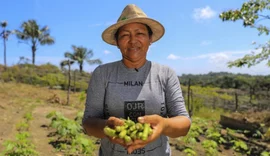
[0,83,186,155]
[0,82,268,156]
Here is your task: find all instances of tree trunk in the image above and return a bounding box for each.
[32,45,36,65]
[79,64,83,74]
[67,60,71,105]
[3,37,6,70]
[191,89,193,116]
[73,70,76,92]
[267,87,270,98]
[235,90,238,111]
[187,78,192,117]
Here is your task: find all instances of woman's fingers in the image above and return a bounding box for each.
[127,143,146,154]
[106,116,124,127]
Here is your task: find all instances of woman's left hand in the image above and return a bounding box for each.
[126,114,167,154]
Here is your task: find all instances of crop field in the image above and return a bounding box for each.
[0,82,269,156]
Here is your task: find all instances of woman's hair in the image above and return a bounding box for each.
[114,23,153,42]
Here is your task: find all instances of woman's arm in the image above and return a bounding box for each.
[82,118,107,138]
[82,116,125,138]
[82,67,107,138]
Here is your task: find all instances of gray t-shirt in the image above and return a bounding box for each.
[83,60,189,156]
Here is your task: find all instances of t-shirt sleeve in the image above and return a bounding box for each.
[82,66,105,124]
[165,68,190,120]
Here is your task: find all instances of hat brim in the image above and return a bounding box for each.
[102,17,165,45]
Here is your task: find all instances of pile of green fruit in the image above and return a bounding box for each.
[103,118,153,144]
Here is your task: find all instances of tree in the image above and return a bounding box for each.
[219,0,270,68]
[0,21,12,70]
[15,20,55,65]
[64,45,102,73]
[60,59,74,105]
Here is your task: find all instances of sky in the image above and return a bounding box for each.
[0,0,269,76]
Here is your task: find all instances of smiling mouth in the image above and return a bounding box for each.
[128,47,139,52]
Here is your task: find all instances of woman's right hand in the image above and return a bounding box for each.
[105,117,129,147]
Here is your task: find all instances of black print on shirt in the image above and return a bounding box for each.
[124,101,145,122]
[123,81,144,86]
[127,148,145,154]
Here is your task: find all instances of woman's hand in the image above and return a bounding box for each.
[105,117,129,147]
[126,114,167,154]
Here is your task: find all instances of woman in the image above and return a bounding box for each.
[82,4,191,156]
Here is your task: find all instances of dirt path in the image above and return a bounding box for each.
[0,96,32,152]
[29,104,80,156]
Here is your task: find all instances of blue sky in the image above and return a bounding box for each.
[0,0,269,76]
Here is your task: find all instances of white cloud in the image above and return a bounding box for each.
[200,40,212,46]
[167,54,181,60]
[193,6,216,21]
[208,53,230,64]
[172,50,268,75]
[104,50,111,54]
[167,50,252,62]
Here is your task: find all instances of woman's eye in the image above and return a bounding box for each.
[120,34,128,38]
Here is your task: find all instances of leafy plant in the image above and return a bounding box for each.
[24,112,33,121]
[205,126,226,144]
[231,140,249,152]
[264,128,270,141]
[46,111,82,140]
[183,147,197,156]
[16,121,29,132]
[46,111,96,155]
[1,132,39,156]
[202,140,218,156]
[261,151,270,156]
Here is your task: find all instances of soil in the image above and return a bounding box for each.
[230,110,270,126]
[0,82,268,156]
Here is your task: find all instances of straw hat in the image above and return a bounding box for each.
[102,4,165,45]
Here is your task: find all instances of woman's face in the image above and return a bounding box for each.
[116,23,152,64]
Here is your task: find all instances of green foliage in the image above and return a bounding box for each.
[46,111,82,140]
[180,117,206,145]
[219,0,270,68]
[46,111,95,155]
[41,73,66,87]
[264,128,270,140]
[15,19,55,65]
[57,134,95,155]
[231,140,249,152]
[16,121,29,132]
[75,111,84,125]
[79,91,86,104]
[252,130,263,138]
[24,112,33,121]
[202,140,218,156]
[183,147,197,156]
[1,132,39,156]
[64,45,102,73]
[0,64,90,92]
[261,151,270,156]
[205,124,226,144]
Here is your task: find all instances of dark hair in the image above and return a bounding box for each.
[114,23,153,42]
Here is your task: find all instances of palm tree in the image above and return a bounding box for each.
[60,59,74,105]
[64,45,102,73]
[15,20,55,65]
[0,21,12,70]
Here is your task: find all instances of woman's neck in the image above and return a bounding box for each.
[121,59,147,69]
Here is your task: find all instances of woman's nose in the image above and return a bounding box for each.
[129,34,137,44]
